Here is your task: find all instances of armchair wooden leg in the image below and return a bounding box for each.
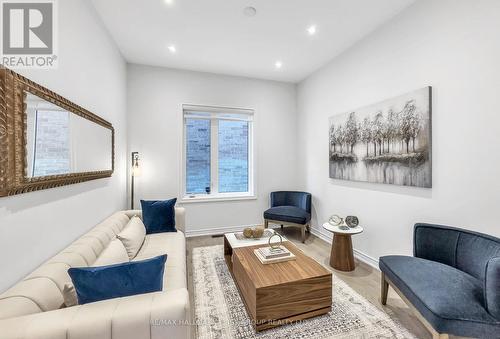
[381,272,389,305]
[301,225,306,243]
[264,220,269,228]
[383,272,449,339]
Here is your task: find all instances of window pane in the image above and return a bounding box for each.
[32,110,70,177]
[218,120,248,193]
[186,118,211,194]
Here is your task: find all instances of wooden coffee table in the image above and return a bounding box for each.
[224,233,332,331]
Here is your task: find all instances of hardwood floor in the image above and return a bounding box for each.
[186,227,467,339]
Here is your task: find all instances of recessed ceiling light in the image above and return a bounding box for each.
[307,25,317,35]
[168,45,176,53]
[243,6,257,17]
[164,0,174,5]
[275,61,282,69]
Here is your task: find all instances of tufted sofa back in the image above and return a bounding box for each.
[0,212,131,320]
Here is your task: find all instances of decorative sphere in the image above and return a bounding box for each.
[329,214,343,226]
[252,227,264,238]
[243,228,253,238]
[345,216,359,228]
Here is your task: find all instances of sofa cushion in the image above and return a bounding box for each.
[0,288,191,339]
[456,232,500,282]
[72,236,105,258]
[117,217,146,259]
[93,239,130,266]
[0,296,41,320]
[82,229,114,250]
[380,255,500,337]
[264,206,311,224]
[414,224,460,267]
[134,231,186,291]
[141,199,177,234]
[61,243,98,266]
[68,255,167,305]
[47,252,88,268]
[485,257,500,319]
[26,262,72,292]
[0,278,64,313]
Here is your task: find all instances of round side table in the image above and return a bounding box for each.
[323,222,364,272]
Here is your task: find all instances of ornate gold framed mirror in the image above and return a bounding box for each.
[0,66,114,197]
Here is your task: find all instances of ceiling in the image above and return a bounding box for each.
[91,0,415,83]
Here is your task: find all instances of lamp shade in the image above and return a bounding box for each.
[132,163,141,177]
[132,166,141,177]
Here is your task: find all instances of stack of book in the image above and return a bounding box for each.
[254,245,296,264]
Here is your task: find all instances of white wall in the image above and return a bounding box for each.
[127,64,298,234]
[297,0,500,263]
[0,0,127,292]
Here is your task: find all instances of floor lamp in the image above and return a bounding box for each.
[131,152,141,209]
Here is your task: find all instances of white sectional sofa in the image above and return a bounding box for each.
[0,208,190,339]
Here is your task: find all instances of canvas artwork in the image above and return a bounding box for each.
[329,87,432,188]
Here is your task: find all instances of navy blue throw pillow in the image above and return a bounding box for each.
[68,254,167,305]
[141,198,177,234]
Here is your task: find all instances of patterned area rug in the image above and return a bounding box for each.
[192,245,417,339]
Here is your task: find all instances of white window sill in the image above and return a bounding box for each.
[180,194,257,204]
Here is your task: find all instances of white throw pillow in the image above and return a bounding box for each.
[62,283,78,307]
[93,238,130,266]
[117,216,146,260]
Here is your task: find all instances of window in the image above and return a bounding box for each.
[28,109,70,177]
[182,105,254,201]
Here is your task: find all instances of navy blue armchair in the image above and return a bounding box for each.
[263,191,311,243]
[380,223,500,339]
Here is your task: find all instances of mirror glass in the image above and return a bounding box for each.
[25,92,112,178]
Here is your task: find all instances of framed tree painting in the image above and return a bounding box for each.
[328,87,432,188]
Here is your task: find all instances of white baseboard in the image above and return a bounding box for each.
[185,222,298,238]
[309,226,379,270]
[353,249,379,270]
[186,224,380,270]
[185,224,259,238]
[309,226,333,243]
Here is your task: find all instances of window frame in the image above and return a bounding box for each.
[180,104,256,203]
